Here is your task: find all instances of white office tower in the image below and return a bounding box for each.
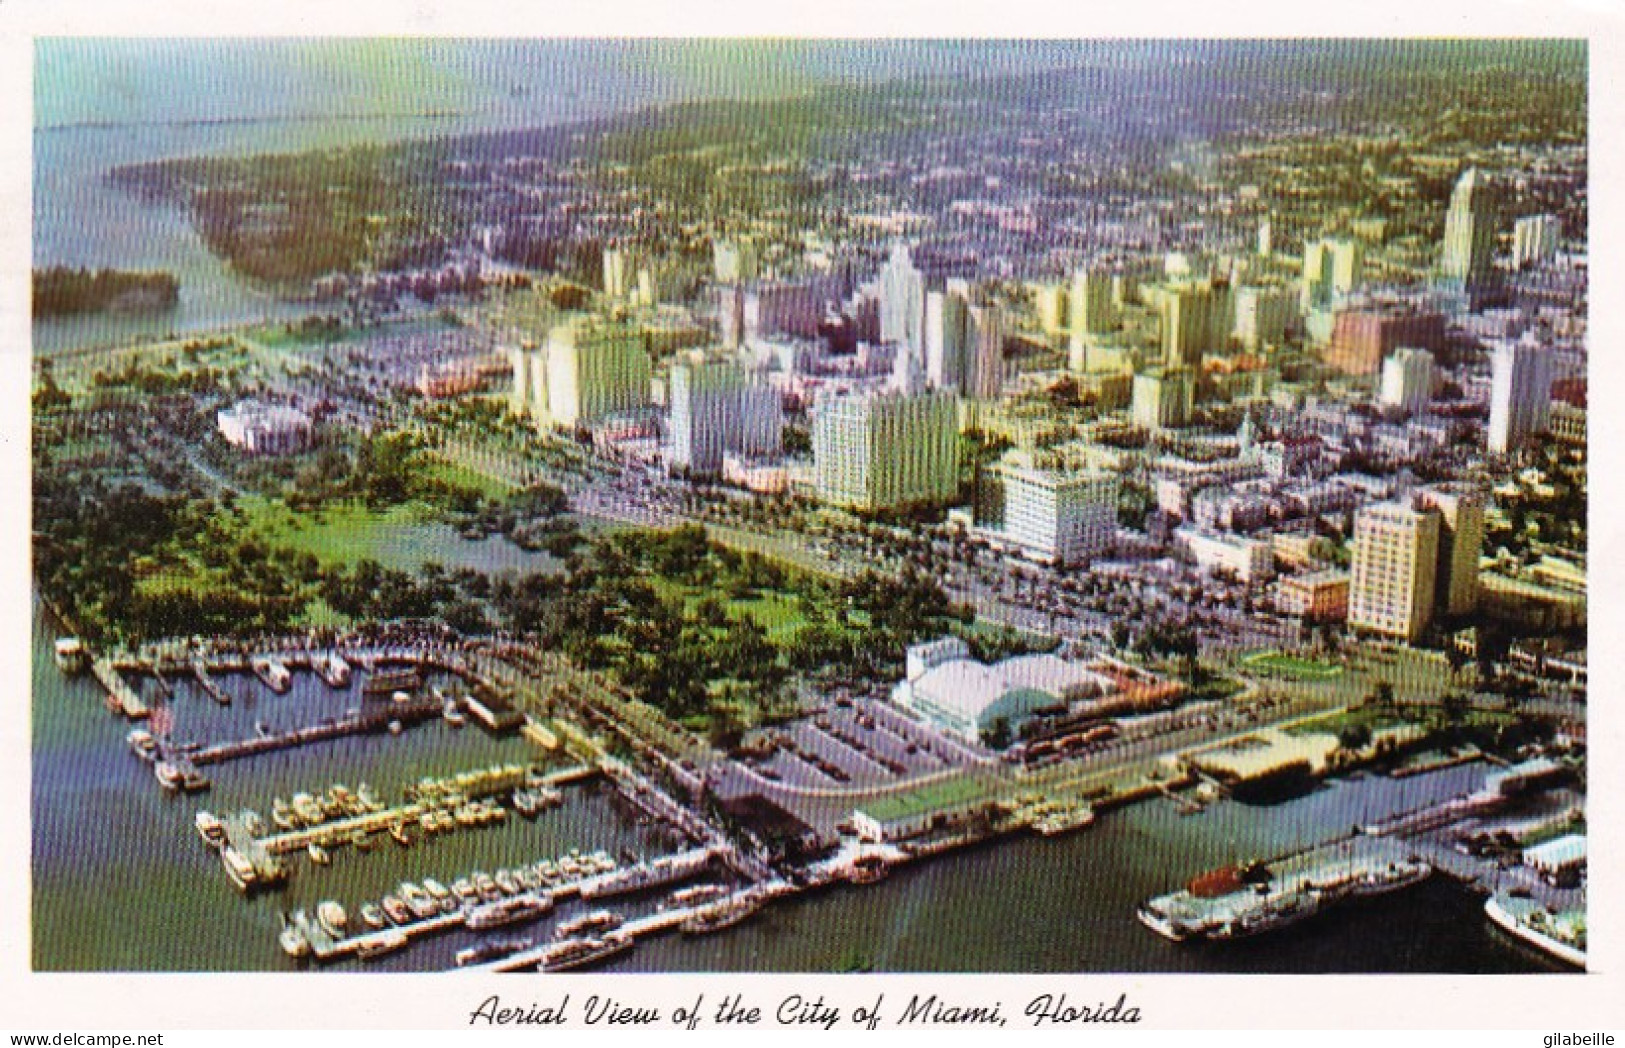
[602,247,634,299]
[668,351,783,476]
[1440,167,1498,290]
[965,303,1005,399]
[1487,339,1554,454]
[1232,285,1294,351]
[924,289,969,392]
[1069,267,1117,341]
[984,450,1120,566]
[1416,485,1485,618]
[1257,218,1273,258]
[1379,346,1435,417]
[813,389,960,511]
[1348,501,1441,643]
[542,319,652,428]
[1511,214,1561,271]
[892,337,927,395]
[879,243,926,356]
[1300,237,1364,313]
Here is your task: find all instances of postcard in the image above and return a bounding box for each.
[7,4,1624,1036]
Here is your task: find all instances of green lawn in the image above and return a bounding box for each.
[648,577,816,643]
[1243,651,1346,680]
[858,774,995,823]
[234,494,436,569]
[418,455,519,500]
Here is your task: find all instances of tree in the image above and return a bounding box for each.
[1337,723,1373,751]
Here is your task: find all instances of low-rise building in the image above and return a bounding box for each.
[1274,569,1350,621]
[216,402,313,455]
[1174,527,1275,583]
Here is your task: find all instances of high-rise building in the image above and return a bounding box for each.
[668,351,783,476]
[1348,501,1441,643]
[977,450,1119,566]
[1511,214,1561,271]
[813,389,960,511]
[1131,367,1194,431]
[1416,485,1485,618]
[965,303,1005,399]
[1440,167,1499,295]
[1487,339,1554,454]
[1379,346,1435,417]
[923,289,969,392]
[1030,282,1068,337]
[1257,219,1273,258]
[879,244,926,356]
[542,319,652,429]
[1232,285,1295,351]
[1070,267,1117,340]
[1300,237,1364,313]
[1160,283,1220,368]
[508,343,532,417]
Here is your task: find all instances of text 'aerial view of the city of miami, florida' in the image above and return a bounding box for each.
[30,38,1587,975]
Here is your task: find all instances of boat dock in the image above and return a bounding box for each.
[92,659,148,719]
[188,698,442,768]
[191,660,232,706]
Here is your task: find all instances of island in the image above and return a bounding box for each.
[33,266,180,318]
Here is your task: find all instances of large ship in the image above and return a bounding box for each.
[456,938,532,967]
[466,894,554,930]
[1138,850,1433,943]
[681,892,763,936]
[127,729,160,763]
[539,931,634,972]
[553,909,622,940]
[1485,893,1586,969]
[250,656,293,694]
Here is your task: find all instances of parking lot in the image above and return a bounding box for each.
[743,698,989,791]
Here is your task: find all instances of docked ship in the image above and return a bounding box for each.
[313,654,351,689]
[539,931,634,972]
[1485,893,1586,969]
[456,938,533,967]
[222,848,259,892]
[399,882,439,920]
[1138,852,1433,943]
[466,894,554,931]
[1032,804,1097,837]
[554,909,622,940]
[681,892,763,936]
[250,656,293,694]
[357,929,409,961]
[54,637,89,674]
[317,900,349,939]
[664,884,728,910]
[278,921,311,959]
[579,848,714,900]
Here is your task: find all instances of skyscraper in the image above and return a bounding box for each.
[1348,501,1441,643]
[1070,266,1117,341]
[1379,346,1435,417]
[1440,167,1498,297]
[923,288,969,392]
[1487,339,1554,454]
[1131,367,1195,431]
[1300,237,1364,313]
[813,389,960,511]
[978,450,1120,566]
[879,243,926,357]
[1512,214,1561,270]
[965,303,1005,399]
[542,318,652,429]
[668,351,783,476]
[1416,485,1485,618]
[1159,282,1220,369]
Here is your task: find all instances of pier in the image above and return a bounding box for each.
[92,659,147,719]
[191,660,232,706]
[189,698,442,768]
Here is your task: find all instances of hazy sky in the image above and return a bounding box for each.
[35,39,1106,129]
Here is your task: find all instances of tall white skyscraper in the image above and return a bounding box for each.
[1487,339,1554,454]
[1348,501,1441,643]
[1257,218,1273,258]
[668,351,783,476]
[1440,167,1498,293]
[979,450,1119,566]
[879,243,926,357]
[1232,285,1295,351]
[1380,346,1435,417]
[813,389,960,511]
[542,319,652,429]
